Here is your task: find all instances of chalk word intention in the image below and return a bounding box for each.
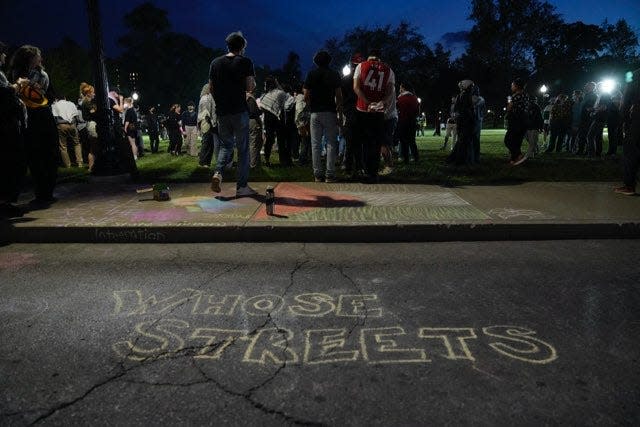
[112,289,382,318]
[112,320,557,366]
[95,229,166,242]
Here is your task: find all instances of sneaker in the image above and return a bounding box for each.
[614,186,635,196]
[380,166,394,176]
[236,185,257,197]
[325,176,338,183]
[513,154,527,166]
[211,172,222,193]
[314,176,323,183]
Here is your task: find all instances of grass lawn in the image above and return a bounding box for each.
[58,129,623,186]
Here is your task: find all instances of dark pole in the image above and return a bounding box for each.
[86,0,129,176]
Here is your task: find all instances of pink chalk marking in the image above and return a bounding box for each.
[0,253,38,272]
[130,208,189,222]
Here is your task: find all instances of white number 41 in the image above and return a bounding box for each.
[364,69,385,91]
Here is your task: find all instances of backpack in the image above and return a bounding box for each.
[527,100,543,130]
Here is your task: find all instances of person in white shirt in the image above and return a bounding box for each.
[51,95,82,167]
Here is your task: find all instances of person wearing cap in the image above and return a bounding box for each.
[353,48,396,183]
[304,50,343,182]
[209,31,257,198]
[341,53,364,178]
[9,45,59,207]
[182,100,199,156]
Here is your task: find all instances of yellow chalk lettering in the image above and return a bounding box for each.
[192,294,241,315]
[242,294,284,316]
[190,328,248,360]
[243,328,299,364]
[360,327,430,364]
[483,326,558,364]
[336,294,382,318]
[112,288,201,315]
[303,329,359,364]
[418,328,477,361]
[112,318,189,361]
[288,293,336,317]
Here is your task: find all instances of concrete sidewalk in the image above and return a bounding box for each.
[2,180,639,242]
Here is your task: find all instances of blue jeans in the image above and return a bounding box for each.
[310,112,338,179]
[215,112,250,189]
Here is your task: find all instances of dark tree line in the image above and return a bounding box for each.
[39,1,639,117]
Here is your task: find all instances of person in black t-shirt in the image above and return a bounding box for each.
[303,50,343,182]
[209,31,257,197]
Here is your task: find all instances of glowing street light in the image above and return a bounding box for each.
[540,84,548,94]
[132,91,140,101]
[342,64,351,77]
[599,78,617,94]
[417,97,422,103]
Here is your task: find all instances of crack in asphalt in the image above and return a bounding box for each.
[25,250,321,425]
[117,251,321,426]
[27,264,241,425]
[115,263,242,369]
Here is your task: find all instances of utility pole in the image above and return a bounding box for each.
[86,0,133,176]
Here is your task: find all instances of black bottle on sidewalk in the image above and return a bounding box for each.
[265,186,275,216]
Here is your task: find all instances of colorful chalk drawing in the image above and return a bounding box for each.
[170,196,244,214]
[488,208,556,220]
[252,184,490,222]
[111,289,558,367]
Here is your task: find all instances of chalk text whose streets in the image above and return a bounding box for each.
[112,288,558,365]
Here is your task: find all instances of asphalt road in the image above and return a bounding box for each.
[0,241,638,426]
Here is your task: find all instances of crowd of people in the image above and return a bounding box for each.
[1,34,639,216]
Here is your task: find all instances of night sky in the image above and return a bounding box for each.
[1,0,639,70]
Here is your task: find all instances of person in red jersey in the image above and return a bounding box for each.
[396,82,421,164]
[353,48,395,183]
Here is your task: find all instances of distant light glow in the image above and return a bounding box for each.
[132,92,140,101]
[417,97,422,103]
[540,84,548,94]
[599,79,616,94]
[626,71,633,83]
[342,64,351,77]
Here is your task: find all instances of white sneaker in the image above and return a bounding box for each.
[211,172,222,193]
[513,154,528,166]
[236,185,257,197]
